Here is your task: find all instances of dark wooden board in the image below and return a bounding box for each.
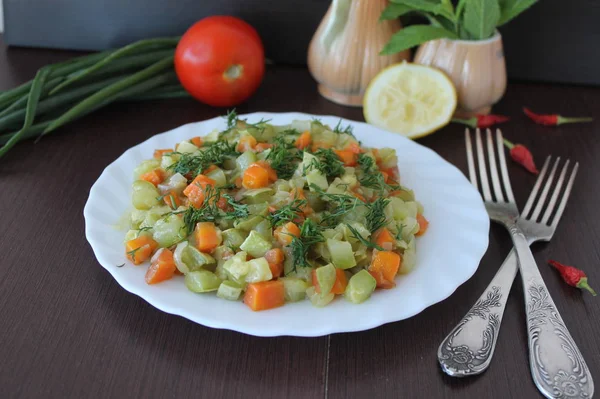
[0,37,599,398]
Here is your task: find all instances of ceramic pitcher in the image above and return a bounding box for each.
[414,32,507,118]
[308,0,410,107]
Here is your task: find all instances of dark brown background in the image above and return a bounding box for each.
[0,37,599,398]
[4,0,600,84]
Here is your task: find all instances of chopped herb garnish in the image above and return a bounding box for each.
[309,183,364,226]
[365,197,390,233]
[168,140,239,178]
[116,263,125,268]
[357,153,387,192]
[268,197,307,227]
[126,247,141,263]
[346,224,384,251]
[288,219,325,271]
[333,120,356,138]
[304,148,345,179]
[266,134,302,179]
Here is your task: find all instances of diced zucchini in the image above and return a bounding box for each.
[306,286,335,307]
[340,172,358,189]
[185,270,221,293]
[378,148,398,169]
[212,245,234,261]
[273,179,291,192]
[394,188,415,202]
[247,202,269,216]
[315,264,336,295]
[387,197,418,220]
[152,214,186,248]
[132,180,161,210]
[399,239,417,274]
[255,219,272,239]
[161,153,179,170]
[176,140,199,154]
[124,228,152,243]
[139,206,170,229]
[307,170,328,191]
[222,229,247,250]
[327,239,356,269]
[291,120,311,132]
[242,188,274,204]
[134,159,161,180]
[173,241,216,274]
[281,277,309,302]
[417,201,424,215]
[157,173,187,195]
[322,229,342,240]
[240,230,272,258]
[236,151,257,172]
[326,178,347,195]
[344,270,376,304]
[234,215,264,232]
[223,252,249,284]
[244,257,273,283]
[305,191,326,212]
[217,280,243,301]
[401,217,419,240]
[206,167,227,187]
[130,209,147,229]
[249,124,276,142]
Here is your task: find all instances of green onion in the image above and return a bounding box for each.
[42,56,175,135]
[49,37,179,95]
[0,67,52,157]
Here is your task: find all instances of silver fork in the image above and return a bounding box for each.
[438,153,576,377]
[451,128,592,399]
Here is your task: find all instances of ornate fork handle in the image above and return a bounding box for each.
[510,224,594,399]
[438,249,521,377]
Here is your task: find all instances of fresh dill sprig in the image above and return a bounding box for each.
[309,183,364,226]
[168,140,239,178]
[357,153,387,192]
[268,197,307,227]
[225,109,238,129]
[126,247,141,263]
[365,197,390,233]
[288,219,325,271]
[346,224,384,251]
[177,185,249,234]
[266,134,302,179]
[332,120,356,139]
[304,148,345,179]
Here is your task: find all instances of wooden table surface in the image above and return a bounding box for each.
[1,37,599,399]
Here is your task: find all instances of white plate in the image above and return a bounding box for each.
[84,112,489,337]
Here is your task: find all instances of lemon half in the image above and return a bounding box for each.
[363,62,457,139]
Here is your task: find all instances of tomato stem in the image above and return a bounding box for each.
[224,64,243,81]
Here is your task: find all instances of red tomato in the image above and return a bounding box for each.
[175,16,265,107]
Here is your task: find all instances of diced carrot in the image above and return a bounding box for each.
[351,189,366,203]
[183,174,216,208]
[334,149,357,166]
[264,248,285,278]
[244,280,285,311]
[243,164,270,189]
[255,143,273,152]
[153,149,173,159]
[380,171,389,183]
[290,188,313,215]
[295,131,312,150]
[274,222,301,246]
[216,196,228,211]
[140,168,165,186]
[381,167,398,181]
[125,236,159,265]
[163,191,182,209]
[268,205,278,214]
[368,251,401,289]
[255,160,278,181]
[313,269,347,295]
[237,135,257,152]
[203,164,218,174]
[190,136,203,147]
[235,176,243,188]
[145,248,177,284]
[194,222,222,253]
[311,141,332,152]
[346,142,362,154]
[416,214,429,236]
[374,228,395,250]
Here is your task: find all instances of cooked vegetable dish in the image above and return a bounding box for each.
[124,112,428,310]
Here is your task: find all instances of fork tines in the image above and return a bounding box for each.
[465,128,578,227]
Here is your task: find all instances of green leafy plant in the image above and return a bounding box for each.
[380,0,538,55]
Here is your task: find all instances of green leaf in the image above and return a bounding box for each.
[456,0,468,18]
[463,0,501,40]
[391,0,455,21]
[498,0,538,25]
[424,13,456,32]
[380,25,458,55]
[380,3,413,20]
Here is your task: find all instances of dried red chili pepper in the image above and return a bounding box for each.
[452,114,510,128]
[549,260,597,296]
[503,139,538,174]
[523,107,593,126]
